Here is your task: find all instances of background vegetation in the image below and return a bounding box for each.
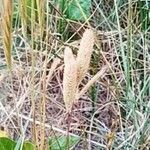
[0,0,149,149]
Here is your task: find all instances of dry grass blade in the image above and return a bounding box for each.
[63,47,77,113]
[0,74,5,83]
[76,66,108,100]
[36,0,45,35]
[76,29,95,85]
[19,0,28,35]
[2,0,13,69]
[46,58,61,88]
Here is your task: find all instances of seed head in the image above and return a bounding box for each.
[63,47,77,113]
[76,29,94,85]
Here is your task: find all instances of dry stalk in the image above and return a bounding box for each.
[76,66,108,100]
[76,29,95,86]
[36,0,45,35]
[63,47,77,113]
[19,0,28,35]
[46,58,61,88]
[2,0,13,69]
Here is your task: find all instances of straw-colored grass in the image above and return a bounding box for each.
[36,0,45,36]
[0,1,149,149]
[2,0,12,69]
[76,65,108,100]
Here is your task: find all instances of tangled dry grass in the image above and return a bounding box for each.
[0,29,121,149]
[0,0,150,150]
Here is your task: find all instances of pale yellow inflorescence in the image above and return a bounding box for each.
[63,29,95,112]
[63,47,77,113]
[76,29,95,86]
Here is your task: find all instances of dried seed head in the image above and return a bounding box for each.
[76,29,94,85]
[63,47,77,113]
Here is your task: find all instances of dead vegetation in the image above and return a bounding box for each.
[0,0,150,149]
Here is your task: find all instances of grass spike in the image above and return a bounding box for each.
[76,29,94,86]
[63,47,77,113]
